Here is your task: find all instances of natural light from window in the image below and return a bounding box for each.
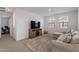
[59,16,69,29]
[48,17,55,28]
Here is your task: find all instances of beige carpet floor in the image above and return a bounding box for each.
[0,34,32,52]
[0,34,79,52]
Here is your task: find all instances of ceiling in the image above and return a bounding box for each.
[20,7,78,16]
[0,7,12,17]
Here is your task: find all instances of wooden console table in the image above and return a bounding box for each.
[29,28,42,38]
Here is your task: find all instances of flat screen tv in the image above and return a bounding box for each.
[31,21,40,29]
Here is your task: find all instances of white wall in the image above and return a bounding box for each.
[1,17,9,28]
[0,15,1,38]
[14,8,44,41]
[44,10,78,33]
[78,8,79,31]
[9,15,13,37]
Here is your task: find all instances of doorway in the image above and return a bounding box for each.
[1,16,10,36]
[0,11,14,39]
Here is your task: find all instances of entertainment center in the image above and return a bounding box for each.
[29,21,42,38]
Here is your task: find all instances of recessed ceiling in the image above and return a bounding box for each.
[18,7,78,16]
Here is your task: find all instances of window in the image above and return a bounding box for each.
[59,16,69,29]
[60,22,68,29]
[48,17,55,28]
[49,22,55,28]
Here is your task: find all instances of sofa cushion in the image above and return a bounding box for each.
[57,34,67,42]
[71,34,79,44]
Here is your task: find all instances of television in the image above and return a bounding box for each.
[31,21,40,29]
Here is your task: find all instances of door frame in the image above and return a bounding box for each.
[0,11,14,38]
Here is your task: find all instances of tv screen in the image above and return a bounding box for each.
[38,22,40,28]
[31,21,40,29]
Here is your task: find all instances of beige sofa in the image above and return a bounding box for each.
[23,34,79,52]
